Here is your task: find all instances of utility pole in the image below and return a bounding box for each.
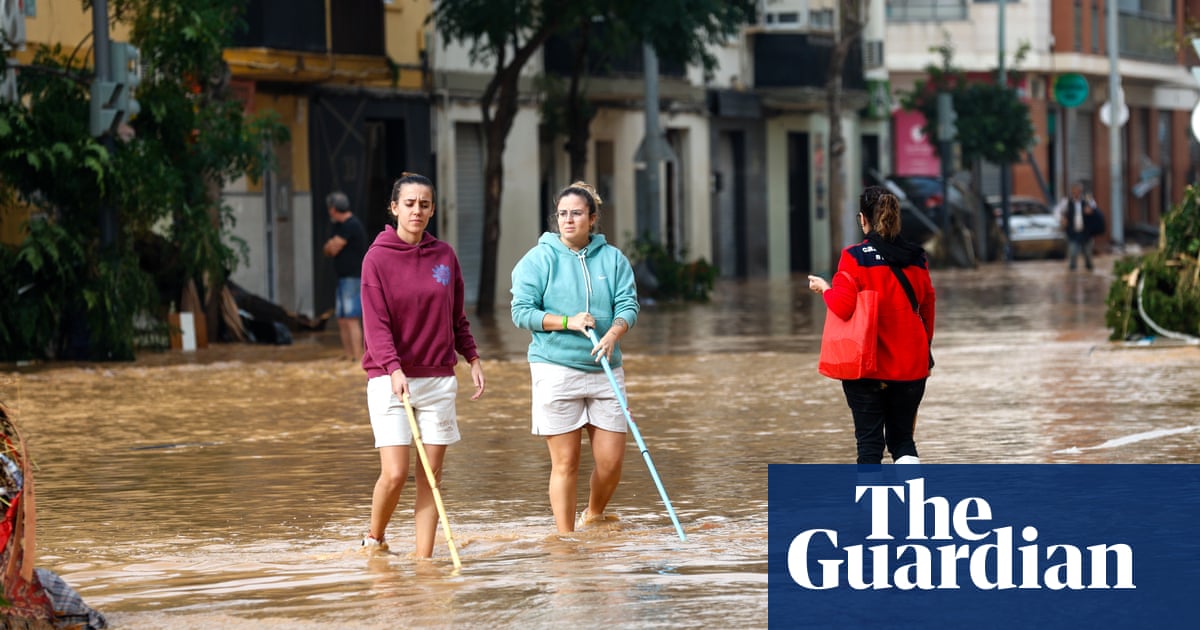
[937,93,956,239]
[998,0,1012,261]
[92,0,117,249]
[634,43,662,243]
[1106,0,1124,251]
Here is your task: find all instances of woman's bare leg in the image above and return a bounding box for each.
[545,430,584,532]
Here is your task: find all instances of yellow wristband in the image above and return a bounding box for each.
[562,315,569,330]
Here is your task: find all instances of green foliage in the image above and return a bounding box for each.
[899,39,1035,166]
[625,237,718,302]
[0,0,287,361]
[1163,183,1200,258]
[1104,184,1200,341]
[537,74,594,141]
[1104,255,1142,341]
[0,219,81,360]
[608,0,755,80]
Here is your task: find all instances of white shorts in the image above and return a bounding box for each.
[367,375,460,447]
[530,363,628,436]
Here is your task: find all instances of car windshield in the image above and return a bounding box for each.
[892,177,942,198]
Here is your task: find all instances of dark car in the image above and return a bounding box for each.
[888,175,946,216]
[866,173,945,245]
[868,170,996,266]
[867,172,980,245]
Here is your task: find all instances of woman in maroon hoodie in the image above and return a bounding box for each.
[808,186,935,465]
[359,172,486,557]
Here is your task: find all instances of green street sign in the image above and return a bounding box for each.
[1054,73,1089,108]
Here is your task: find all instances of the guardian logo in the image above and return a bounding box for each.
[769,465,1200,627]
[787,478,1135,591]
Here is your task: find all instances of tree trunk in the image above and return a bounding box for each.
[475,25,559,317]
[564,22,593,182]
[565,92,592,182]
[476,68,521,318]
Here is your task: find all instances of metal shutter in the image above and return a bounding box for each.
[1068,110,1095,189]
[455,123,485,305]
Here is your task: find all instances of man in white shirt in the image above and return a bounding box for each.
[1054,181,1106,271]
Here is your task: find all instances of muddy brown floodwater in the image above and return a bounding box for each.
[2,257,1198,628]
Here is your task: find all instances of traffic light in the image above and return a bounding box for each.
[88,41,140,137]
[88,78,118,137]
[936,92,957,143]
[110,42,140,120]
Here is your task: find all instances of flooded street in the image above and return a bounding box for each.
[3,257,1199,628]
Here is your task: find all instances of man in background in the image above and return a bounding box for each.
[323,191,368,362]
[1055,181,1106,272]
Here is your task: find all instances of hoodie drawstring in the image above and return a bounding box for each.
[576,248,592,314]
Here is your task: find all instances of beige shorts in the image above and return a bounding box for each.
[367,375,460,447]
[530,362,627,436]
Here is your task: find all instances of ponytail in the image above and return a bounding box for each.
[860,185,902,240]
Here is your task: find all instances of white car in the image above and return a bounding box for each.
[987,195,1067,259]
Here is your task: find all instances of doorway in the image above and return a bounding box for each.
[788,132,812,272]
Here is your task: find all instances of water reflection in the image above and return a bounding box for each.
[3,257,1199,628]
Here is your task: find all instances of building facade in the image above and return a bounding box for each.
[884,0,1200,247]
[7,1,881,321]
[222,0,432,318]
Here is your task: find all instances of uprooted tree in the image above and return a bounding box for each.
[1106,183,1200,342]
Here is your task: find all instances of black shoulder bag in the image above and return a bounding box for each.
[889,265,935,370]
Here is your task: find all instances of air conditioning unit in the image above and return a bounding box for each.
[863,40,884,69]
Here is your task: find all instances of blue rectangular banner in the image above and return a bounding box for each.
[768,465,1200,629]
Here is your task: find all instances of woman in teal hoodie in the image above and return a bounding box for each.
[510,181,640,533]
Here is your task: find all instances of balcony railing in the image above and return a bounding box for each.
[1119,11,1176,63]
[753,33,865,90]
[233,0,384,57]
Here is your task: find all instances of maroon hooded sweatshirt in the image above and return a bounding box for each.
[360,226,479,379]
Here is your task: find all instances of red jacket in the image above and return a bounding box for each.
[823,241,936,381]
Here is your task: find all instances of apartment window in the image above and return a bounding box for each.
[1118,0,1176,61]
[1091,4,1099,53]
[1119,0,1174,19]
[766,12,801,25]
[886,0,968,22]
[1080,1,1089,51]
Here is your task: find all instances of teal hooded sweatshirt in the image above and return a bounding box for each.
[510,232,639,371]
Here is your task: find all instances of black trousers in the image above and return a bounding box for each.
[841,378,926,464]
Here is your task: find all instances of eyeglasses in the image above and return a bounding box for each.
[556,209,587,219]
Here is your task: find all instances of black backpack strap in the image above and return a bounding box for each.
[889,264,920,314]
[889,263,935,370]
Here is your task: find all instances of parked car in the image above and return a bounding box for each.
[986,195,1066,259]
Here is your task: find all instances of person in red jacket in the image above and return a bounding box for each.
[808,186,936,465]
[359,172,486,557]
